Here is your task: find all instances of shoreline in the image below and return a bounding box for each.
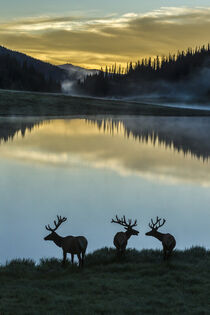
[1,89,210,117]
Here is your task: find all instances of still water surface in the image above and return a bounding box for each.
[0,116,210,263]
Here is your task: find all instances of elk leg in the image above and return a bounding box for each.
[77,253,82,268]
[71,254,74,264]
[62,251,67,266]
[163,247,167,261]
[81,252,85,267]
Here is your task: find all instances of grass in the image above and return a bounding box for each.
[0,247,210,314]
[1,89,210,117]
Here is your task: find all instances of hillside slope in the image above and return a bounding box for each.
[0,46,66,81]
[0,247,209,314]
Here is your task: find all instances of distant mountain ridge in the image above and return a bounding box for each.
[0,46,100,93]
[0,46,67,81]
[58,64,98,81]
[0,46,64,92]
[0,46,98,81]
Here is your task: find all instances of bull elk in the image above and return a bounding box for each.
[111,215,139,254]
[145,216,176,260]
[44,215,88,267]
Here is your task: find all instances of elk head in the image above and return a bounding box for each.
[111,215,139,236]
[44,215,67,241]
[145,216,166,236]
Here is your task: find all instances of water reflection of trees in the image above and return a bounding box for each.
[87,117,210,161]
[0,119,43,143]
[1,116,210,161]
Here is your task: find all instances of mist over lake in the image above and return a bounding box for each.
[0,116,210,264]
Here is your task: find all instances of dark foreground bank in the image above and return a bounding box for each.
[1,89,210,117]
[0,247,210,314]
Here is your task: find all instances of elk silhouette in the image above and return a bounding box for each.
[111,215,139,254]
[44,215,88,267]
[145,216,176,260]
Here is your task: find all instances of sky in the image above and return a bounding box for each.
[1,1,210,68]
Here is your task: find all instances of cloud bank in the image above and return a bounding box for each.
[0,7,210,68]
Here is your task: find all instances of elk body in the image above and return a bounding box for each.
[44,215,88,267]
[111,215,139,254]
[145,216,176,260]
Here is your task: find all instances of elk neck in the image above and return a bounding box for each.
[152,230,165,242]
[52,232,63,247]
[125,229,133,239]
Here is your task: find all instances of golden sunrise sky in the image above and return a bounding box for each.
[1,1,210,69]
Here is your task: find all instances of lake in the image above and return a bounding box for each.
[0,116,210,264]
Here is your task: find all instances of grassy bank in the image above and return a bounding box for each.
[1,89,210,117]
[0,247,210,314]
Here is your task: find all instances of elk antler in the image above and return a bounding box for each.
[111,215,137,228]
[45,215,67,232]
[148,216,166,230]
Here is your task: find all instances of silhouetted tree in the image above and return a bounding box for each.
[77,44,210,98]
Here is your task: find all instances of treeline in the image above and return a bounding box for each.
[77,45,210,97]
[0,53,61,93]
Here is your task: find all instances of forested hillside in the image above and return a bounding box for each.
[0,46,66,92]
[77,45,210,100]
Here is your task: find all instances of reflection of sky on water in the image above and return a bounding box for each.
[0,117,210,263]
